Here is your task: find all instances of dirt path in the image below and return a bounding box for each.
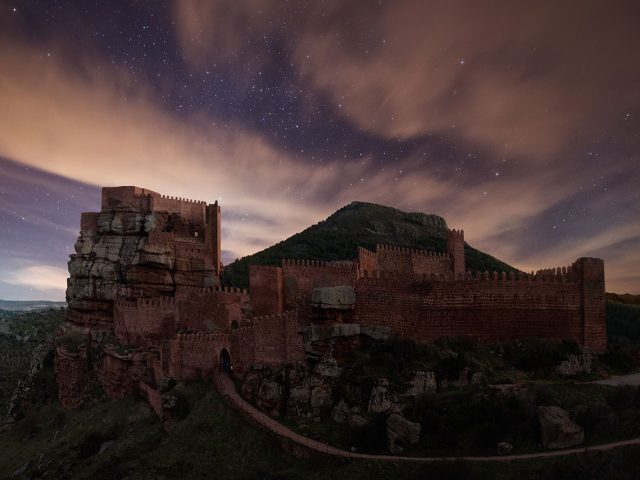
[213,372,640,463]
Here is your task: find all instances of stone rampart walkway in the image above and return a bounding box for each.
[213,372,640,463]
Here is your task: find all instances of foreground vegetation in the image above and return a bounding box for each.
[2,361,640,480]
[0,308,65,411]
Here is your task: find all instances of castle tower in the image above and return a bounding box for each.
[205,201,222,276]
[447,229,465,280]
[575,257,606,353]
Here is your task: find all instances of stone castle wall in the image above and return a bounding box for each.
[167,333,230,380]
[281,260,357,324]
[367,245,452,279]
[353,258,605,351]
[233,311,304,373]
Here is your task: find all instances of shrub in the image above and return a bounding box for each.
[607,386,638,411]
[347,414,388,453]
[601,347,634,373]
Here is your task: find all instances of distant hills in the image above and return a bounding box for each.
[606,293,640,306]
[223,201,516,288]
[0,300,66,312]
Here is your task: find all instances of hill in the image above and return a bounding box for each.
[606,293,640,306]
[223,201,516,287]
[0,300,66,312]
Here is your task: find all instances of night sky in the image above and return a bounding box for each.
[0,1,638,300]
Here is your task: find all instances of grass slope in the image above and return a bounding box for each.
[223,201,516,288]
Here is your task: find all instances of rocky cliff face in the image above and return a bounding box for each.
[60,201,218,409]
[66,207,218,328]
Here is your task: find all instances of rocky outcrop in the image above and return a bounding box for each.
[53,326,146,409]
[311,286,355,309]
[497,441,513,455]
[556,350,593,377]
[66,207,218,329]
[310,386,333,420]
[95,347,146,399]
[58,189,222,410]
[368,378,391,413]
[256,380,282,415]
[54,345,91,409]
[536,406,584,449]
[386,413,421,453]
[2,339,54,429]
[402,371,436,398]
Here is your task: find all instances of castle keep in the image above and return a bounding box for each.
[56,186,607,414]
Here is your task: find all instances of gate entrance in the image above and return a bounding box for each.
[219,348,232,373]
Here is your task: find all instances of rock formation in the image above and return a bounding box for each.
[536,405,584,449]
[386,413,421,453]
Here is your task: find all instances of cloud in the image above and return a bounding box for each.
[0,36,450,261]
[174,0,640,160]
[5,264,68,292]
[1,4,637,295]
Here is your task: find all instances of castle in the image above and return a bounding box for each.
[55,186,607,415]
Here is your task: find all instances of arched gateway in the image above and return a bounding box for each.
[219,348,232,373]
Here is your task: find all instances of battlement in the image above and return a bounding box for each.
[175,285,248,296]
[357,270,450,281]
[158,194,207,204]
[534,264,576,278]
[175,332,228,343]
[115,295,176,310]
[281,259,356,270]
[354,267,582,284]
[248,310,297,326]
[376,244,449,258]
[357,242,454,280]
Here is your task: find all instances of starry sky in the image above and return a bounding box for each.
[0,0,638,300]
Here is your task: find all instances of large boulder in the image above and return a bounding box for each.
[386,413,421,453]
[257,380,282,414]
[311,286,355,309]
[536,406,584,449]
[313,356,342,378]
[497,441,513,455]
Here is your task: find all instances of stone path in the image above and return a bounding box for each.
[213,372,640,463]
[593,372,640,386]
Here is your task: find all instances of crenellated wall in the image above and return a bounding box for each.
[281,260,357,324]
[175,285,248,332]
[353,257,605,352]
[167,332,230,379]
[357,244,453,279]
[114,296,177,347]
